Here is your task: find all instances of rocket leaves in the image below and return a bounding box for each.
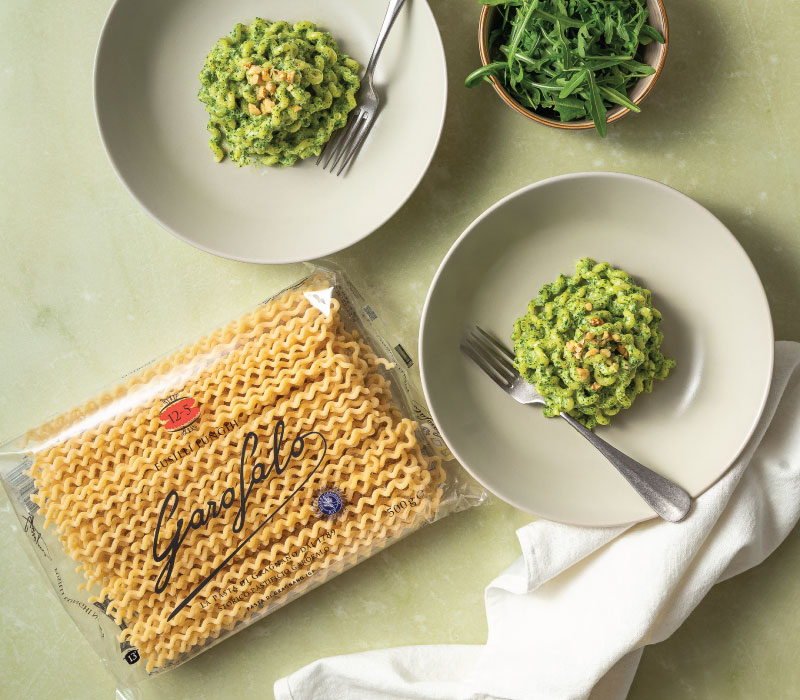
[465,0,664,136]
[585,69,607,137]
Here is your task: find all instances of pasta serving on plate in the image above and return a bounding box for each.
[198,19,360,167]
[512,257,675,429]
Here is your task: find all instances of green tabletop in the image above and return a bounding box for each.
[2,0,799,698]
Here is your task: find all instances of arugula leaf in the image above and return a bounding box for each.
[640,24,666,44]
[519,76,561,92]
[464,61,506,88]
[531,8,584,29]
[554,102,587,122]
[584,56,634,70]
[620,58,656,74]
[558,68,588,99]
[585,70,607,137]
[507,0,540,70]
[604,14,614,44]
[599,85,641,112]
[576,25,590,57]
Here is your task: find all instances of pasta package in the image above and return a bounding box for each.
[1,267,482,688]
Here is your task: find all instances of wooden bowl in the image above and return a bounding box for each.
[478,1,669,131]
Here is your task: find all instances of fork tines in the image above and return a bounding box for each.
[316,108,373,176]
[459,326,518,389]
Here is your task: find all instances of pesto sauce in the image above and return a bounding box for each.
[198,19,360,167]
[511,257,675,429]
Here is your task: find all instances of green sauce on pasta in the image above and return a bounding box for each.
[198,19,360,167]
[512,258,675,430]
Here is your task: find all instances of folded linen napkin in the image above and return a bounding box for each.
[274,341,800,700]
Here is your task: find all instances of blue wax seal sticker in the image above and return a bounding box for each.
[316,489,344,517]
[317,491,343,515]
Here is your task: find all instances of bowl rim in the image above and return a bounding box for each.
[477,0,669,129]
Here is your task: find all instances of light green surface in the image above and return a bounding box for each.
[1,0,799,698]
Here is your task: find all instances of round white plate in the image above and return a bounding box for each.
[94,0,446,263]
[419,173,774,526]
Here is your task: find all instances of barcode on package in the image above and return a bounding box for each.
[7,456,38,515]
[393,344,414,368]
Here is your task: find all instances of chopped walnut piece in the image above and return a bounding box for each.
[601,348,612,358]
[589,317,602,327]
[247,102,261,115]
[265,81,276,95]
[286,70,296,83]
[261,98,275,114]
[256,85,266,100]
[576,368,590,381]
[584,331,596,340]
[292,104,301,112]
[584,302,593,311]
[585,347,599,357]
[612,333,621,341]
[617,344,629,358]
[590,382,601,391]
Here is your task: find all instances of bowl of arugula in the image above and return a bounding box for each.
[466,0,668,137]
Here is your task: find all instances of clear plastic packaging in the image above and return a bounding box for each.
[0,266,483,689]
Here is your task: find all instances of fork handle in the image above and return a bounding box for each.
[364,0,407,80]
[558,412,692,522]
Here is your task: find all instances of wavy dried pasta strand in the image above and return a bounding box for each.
[28,283,445,672]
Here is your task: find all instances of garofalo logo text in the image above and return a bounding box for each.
[152,419,327,620]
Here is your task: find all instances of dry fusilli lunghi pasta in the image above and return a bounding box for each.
[26,280,445,672]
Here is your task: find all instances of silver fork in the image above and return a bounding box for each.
[461,327,692,523]
[316,0,406,175]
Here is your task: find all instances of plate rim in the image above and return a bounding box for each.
[92,0,448,265]
[419,171,775,526]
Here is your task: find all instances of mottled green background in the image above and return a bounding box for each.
[1,0,799,698]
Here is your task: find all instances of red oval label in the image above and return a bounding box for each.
[159,397,201,432]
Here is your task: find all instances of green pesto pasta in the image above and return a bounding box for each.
[198,19,360,167]
[512,258,675,430]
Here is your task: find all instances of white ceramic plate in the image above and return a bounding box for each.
[94,0,446,263]
[419,173,774,526]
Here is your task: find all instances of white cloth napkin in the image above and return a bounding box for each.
[274,341,800,700]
